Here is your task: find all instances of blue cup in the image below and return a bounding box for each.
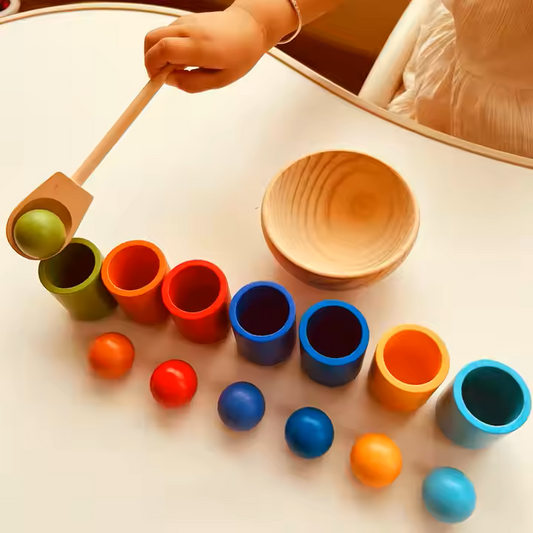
[230,281,296,366]
[299,300,369,387]
[436,360,531,449]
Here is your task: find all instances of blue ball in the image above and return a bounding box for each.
[285,407,334,459]
[423,467,476,523]
[218,382,266,431]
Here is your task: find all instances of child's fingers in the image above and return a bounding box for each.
[169,17,188,27]
[144,24,189,55]
[167,69,232,93]
[145,38,209,78]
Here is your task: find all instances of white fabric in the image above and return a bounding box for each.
[388,0,533,158]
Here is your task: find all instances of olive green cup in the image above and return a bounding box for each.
[39,238,117,321]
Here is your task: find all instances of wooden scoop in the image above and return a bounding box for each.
[6,65,174,260]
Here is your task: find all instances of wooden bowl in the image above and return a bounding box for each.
[261,151,420,290]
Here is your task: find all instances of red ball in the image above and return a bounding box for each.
[150,360,198,408]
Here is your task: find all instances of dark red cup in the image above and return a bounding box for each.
[162,260,230,344]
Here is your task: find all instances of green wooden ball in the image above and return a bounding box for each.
[14,209,67,259]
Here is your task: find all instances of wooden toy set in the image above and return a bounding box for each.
[5,69,531,526]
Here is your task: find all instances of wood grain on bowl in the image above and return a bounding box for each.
[261,151,419,290]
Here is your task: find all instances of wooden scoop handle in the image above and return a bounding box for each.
[71,64,174,186]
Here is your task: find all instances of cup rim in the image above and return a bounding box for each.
[101,240,167,298]
[374,324,450,393]
[38,237,101,294]
[162,260,229,320]
[229,281,296,343]
[453,359,532,434]
[299,300,369,366]
[261,150,420,281]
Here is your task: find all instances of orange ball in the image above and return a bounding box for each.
[350,433,402,488]
[88,332,135,379]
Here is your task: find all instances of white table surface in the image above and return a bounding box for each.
[1,5,532,533]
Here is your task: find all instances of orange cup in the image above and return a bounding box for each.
[368,325,449,412]
[102,240,169,325]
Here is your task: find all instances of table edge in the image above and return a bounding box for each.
[2,1,533,171]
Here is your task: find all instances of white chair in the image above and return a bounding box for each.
[358,0,428,108]
[1,0,20,18]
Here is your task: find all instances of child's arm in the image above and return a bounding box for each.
[144,0,341,93]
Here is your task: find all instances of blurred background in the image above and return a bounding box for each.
[7,0,413,94]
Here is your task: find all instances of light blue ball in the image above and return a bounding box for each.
[423,467,476,523]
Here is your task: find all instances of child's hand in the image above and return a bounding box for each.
[144,7,270,93]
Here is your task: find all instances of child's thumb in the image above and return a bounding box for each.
[167,69,232,93]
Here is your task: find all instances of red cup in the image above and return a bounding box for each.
[162,260,230,344]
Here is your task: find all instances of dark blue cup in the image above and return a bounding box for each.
[229,281,296,366]
[300,300,369,387]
